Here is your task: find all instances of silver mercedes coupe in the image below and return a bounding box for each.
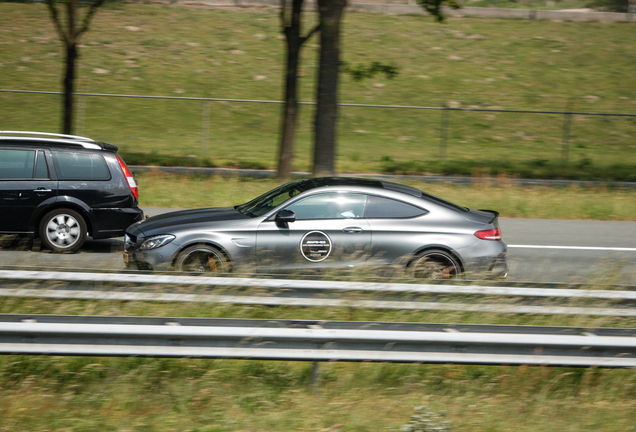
[124,177,508,279]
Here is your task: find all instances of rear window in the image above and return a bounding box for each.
[364,195,428,219]
[53,152,110,181]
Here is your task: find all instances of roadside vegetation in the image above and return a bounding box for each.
[1,3,635,181]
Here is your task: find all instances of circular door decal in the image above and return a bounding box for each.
[300,231,332,262]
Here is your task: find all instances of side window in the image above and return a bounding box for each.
[34,151,50,179]
[285,193,367,220]
[0,149,35,180]
[53,152,110,181]
[364,195,428,219]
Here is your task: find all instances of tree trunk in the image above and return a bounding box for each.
[277,0,303,179]
[62,43,77,135]
[62,0,77,135]
[313,0,346,176]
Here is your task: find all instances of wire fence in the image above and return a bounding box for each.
[2,88,635,169]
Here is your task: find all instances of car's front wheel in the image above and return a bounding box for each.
[175,245,230,274]
[39,209,87,253]
[409,249,461,280]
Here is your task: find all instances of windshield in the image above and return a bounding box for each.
[236,180,310,217]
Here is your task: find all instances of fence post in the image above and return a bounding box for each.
[561,98,574,166]
[201,100,210,156]
[439,102,449,160]
[76,95,86,136]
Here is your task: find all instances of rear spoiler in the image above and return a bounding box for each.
[478,210,500,224]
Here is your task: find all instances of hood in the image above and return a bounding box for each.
[129,207,250,235]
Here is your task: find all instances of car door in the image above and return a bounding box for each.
[0,148,57,233]
[255,192,371,272]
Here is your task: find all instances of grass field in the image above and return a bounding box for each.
[1,3,635,180]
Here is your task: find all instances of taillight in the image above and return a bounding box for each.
[116,155,138,200]
[475,228,502,241]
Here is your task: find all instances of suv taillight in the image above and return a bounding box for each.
[475,228,502,241]
[116,155,138,200]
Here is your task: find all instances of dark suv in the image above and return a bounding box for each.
[0,131,143,252]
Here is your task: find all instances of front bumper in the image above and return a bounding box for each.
[123,233,179,271]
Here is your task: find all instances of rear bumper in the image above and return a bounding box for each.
[488,254,509,279]
[92,207,144,239]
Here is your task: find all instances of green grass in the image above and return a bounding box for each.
[0,3,635,180]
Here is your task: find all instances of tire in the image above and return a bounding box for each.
[409,249,461,280]
[39,209,87,253]
[175,245,230,274]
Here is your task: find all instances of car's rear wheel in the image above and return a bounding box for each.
[39,209,87,253]
[409,249,461,280]
[175,245,230,274]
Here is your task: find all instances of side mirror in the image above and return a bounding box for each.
[275,209,296,227]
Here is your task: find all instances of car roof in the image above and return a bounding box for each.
[300,177,469,212]
[299,177,423,198]
[0,131,118,151]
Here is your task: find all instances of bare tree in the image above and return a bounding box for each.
[46,0,106,135]
[277,0,320,179]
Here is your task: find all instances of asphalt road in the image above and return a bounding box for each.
[1,208,634,285]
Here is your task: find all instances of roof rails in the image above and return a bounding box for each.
[0,131,95,142]
[0,131,104,150]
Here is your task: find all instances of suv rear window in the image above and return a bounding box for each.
[53,152,110,181]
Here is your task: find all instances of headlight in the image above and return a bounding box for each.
[140,235,176,251]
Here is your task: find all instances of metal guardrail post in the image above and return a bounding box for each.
[311,361,320,393]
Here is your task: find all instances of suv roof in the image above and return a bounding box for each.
[0,131,118,151]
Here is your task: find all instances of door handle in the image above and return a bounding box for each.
[34,188,52,194]
[343,227,363,234]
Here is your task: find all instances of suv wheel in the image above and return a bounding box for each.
[39,209,87,252]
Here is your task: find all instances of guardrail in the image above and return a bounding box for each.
[2,270,636,317]
[1,314,634,367]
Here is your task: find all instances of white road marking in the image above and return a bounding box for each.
[509,245,636,252]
